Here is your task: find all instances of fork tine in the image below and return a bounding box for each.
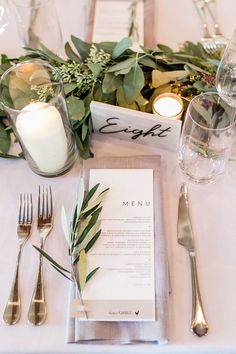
[22,194,26,224]
[48,186,53,218]
[45,186,49,218]
[18,194,22,224]
[30,193,33,223]
[42,186,45,218]
[38,186,41,219]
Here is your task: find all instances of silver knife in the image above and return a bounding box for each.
[177,183,208,337]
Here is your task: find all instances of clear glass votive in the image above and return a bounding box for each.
[178,92,236,184]
[0,61,78,177]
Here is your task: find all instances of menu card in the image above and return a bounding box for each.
[80,168,156,321]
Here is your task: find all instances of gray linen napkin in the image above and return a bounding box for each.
[66,156,169,344]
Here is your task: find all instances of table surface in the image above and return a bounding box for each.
[1,133,236,354]
[2,1,236,353]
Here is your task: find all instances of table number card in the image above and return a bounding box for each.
[79,168,156,321]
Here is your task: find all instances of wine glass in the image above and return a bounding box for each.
[215,28,236,106]
[11,0,63,55]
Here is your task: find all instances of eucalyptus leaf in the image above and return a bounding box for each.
[107,57,136,73]
[71,35,92,60]
[67,95,85,121]
[123,63,144,103]
[40,43,67,64]
[138,56,157,69]
[112,37,132,59]
[82,123,88,141]
[65,42,82,63]
[64,83,78,95]
[0,121,10,154]
[88,63,103,78]
[102,72,122,94]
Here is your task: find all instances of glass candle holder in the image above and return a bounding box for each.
[0,60,78,177]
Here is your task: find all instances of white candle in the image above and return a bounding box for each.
[16,101,68,173]
[153,93,183,120]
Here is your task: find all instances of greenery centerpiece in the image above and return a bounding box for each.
[0,36,221,159]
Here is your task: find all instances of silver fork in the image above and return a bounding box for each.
[28,186,53,326]
[3,194,33,325]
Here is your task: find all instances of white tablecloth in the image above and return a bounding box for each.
[1,133,236,353]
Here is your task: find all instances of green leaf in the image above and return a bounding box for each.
[157,44,173,55]
[86,267,100,283]
[77,207,103,245]
[82,123,88,141]
[51,264,73,281]
[78,249,87,292]
[85,229,102,253]
[79,221,101,251]
[107,57,136,73]
[88,63,103,78]
[82,183,100,210]
[81,188,109,215]
[116,86,138,110]
[40,43,67,64]
[0,121,10,154]
[138,56,157,69]
[67,95,85,121]
[61,206,70,246]
[96,41,117,54]
[102,72,122,94]
[112,37,132,59]
[64,83,78,95]
[33,245,70,273]
[71,35,92,60]
[65,42,82,63]
[123,63,144,103]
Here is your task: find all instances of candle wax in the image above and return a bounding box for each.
[153,96,182,118]
[16,102,68,173]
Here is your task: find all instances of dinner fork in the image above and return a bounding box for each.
[28,186,53,326]
[3,193,33,325]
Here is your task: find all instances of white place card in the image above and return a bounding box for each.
[79,168,156,321]
[91,101,182,151]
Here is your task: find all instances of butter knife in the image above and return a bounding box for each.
[177,183,208,337]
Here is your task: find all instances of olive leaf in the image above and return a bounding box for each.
[78,249,87,291]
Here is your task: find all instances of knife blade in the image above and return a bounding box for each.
[177,182,208,337]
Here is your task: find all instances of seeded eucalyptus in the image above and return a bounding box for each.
[0,37,221,159]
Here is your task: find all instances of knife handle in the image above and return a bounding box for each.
[189,252,208,337]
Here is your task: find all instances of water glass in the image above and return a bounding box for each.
[178,92,236,183]
[0,61,77,177]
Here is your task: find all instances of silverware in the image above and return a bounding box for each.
[177,183,208,337]
[192,0,214,53]
[28,186,53,326]
[3,193,33,325]
[204,0,227,50]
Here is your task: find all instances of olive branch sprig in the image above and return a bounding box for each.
[34,178,109,303]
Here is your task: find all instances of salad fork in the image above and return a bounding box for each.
[3,193,33,325]
[28,186,53,326]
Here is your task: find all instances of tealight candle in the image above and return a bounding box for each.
[16,101,68,173]
[152,93,184,120]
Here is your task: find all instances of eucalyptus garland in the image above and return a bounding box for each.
[0,36,221,159]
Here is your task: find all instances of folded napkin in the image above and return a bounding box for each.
[66,155,169,344]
